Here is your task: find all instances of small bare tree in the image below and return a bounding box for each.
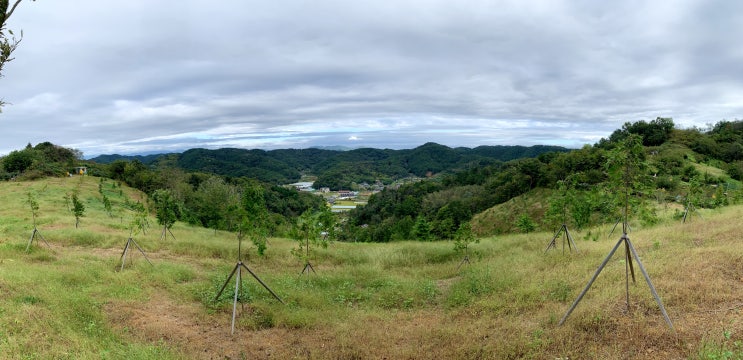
[1,0,35,110]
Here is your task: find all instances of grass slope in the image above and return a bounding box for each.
[1,176,742,359]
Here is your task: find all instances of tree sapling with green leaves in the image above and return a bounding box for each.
[119,204,153,270]
[681,175,703,223]
[544,178,579,253]
[559,134,674,330]
[71,191,85,229]
[241,181,270,257]
[453,222,478,269]
[152,188,181,240]
[291,207,335,275]
[605,133,656,229]
[102,194,112,217]
[25,190,49,250]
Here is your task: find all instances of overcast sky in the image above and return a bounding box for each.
[1,0,741,157]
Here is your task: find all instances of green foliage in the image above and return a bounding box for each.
[102,194,112,217]
[698,329,743,360]
[412,215,432,241]
[151,188,181,229]
[1,142,79,178]
[546,279,573,303]
[290,208,335,264]
[26,190,39,224]
[605,117,675,147]
[3,148,35,173]
[604,134,653,226]
[128,202,150,237]
[96,144,566,191]
[242,181,270,256]
[71,192,85,229]
[544,178,579,229]
[452,222,478,253]
[446,267,500,307]
[515,214,536,233]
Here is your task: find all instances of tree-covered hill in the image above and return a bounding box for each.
[92,143,570,189]
[87,153,168,165]
[343,118,743,242]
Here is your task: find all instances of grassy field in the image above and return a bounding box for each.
[1,176,743,359]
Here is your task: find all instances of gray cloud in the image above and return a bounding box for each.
[1,0,742,157]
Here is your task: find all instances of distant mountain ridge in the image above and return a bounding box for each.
[88,153,171,165]
[90,143,570,188]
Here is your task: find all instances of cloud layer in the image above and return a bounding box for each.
[1,0,742,156]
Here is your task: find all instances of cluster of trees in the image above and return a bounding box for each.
[1,142,82,180]
[343,118,743,242]
[93,143,568,191]
[103,163,326,238]
[600,117,675,147]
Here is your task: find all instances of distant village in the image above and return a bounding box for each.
[287,177,421,212]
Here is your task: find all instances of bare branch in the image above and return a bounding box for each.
[5,1,25,23]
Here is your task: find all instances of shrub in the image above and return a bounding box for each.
[516,214,536,233]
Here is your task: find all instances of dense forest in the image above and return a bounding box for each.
[2,117,743,244]
[91,143,569,189]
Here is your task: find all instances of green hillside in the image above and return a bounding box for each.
[91,143,569,189]
[348,119,743,242]
[1,176,743,358]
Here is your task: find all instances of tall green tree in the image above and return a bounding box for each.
[190,176,238,231]
[2,148,35,173]
[412,215,432,241]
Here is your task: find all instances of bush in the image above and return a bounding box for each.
[516,214,536,233]
[3,149,36,173]
[654,175,679,191]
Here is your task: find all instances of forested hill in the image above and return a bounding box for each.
[89,153,170,165]
[91,143,569,189]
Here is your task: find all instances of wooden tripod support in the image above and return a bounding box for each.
[159,225,177,241]
[301,262,317,275]
[119,237,153,271]
[26,226,50,252]
[299,236,318,275]
[457,245,472,270]
[558,231,674,331]
[215,236,284,334]
[545,224,578,254]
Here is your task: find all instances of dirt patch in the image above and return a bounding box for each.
[105,293,309,359]
[103,292,473,360]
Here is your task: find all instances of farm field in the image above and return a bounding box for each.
[1,176,742,359]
